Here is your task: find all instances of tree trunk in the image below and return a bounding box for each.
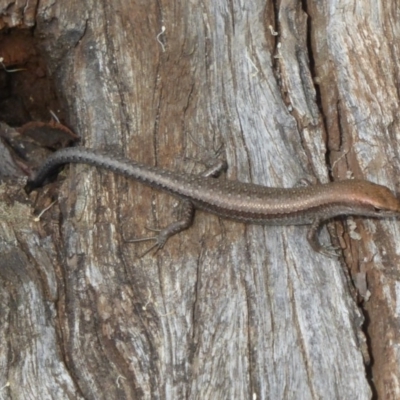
[1,0,400,399]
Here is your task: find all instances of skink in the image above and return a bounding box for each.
[25,147,400,256]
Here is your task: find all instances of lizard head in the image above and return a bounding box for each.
[349,180,400,215]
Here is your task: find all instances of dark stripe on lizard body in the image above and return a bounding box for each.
[25,147,400,255]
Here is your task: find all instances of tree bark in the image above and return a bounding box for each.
[1,0,400,399]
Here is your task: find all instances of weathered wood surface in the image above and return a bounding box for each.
[1,0,400,399]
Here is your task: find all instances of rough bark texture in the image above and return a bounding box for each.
[1,0,400,399]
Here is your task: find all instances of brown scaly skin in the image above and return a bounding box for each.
[25,147,400,256]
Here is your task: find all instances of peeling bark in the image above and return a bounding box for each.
[1,1,400,399]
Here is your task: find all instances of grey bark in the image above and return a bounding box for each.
[1,0,400,399]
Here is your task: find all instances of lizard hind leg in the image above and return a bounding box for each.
[124,200,195,256]
[124,158,227,256]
